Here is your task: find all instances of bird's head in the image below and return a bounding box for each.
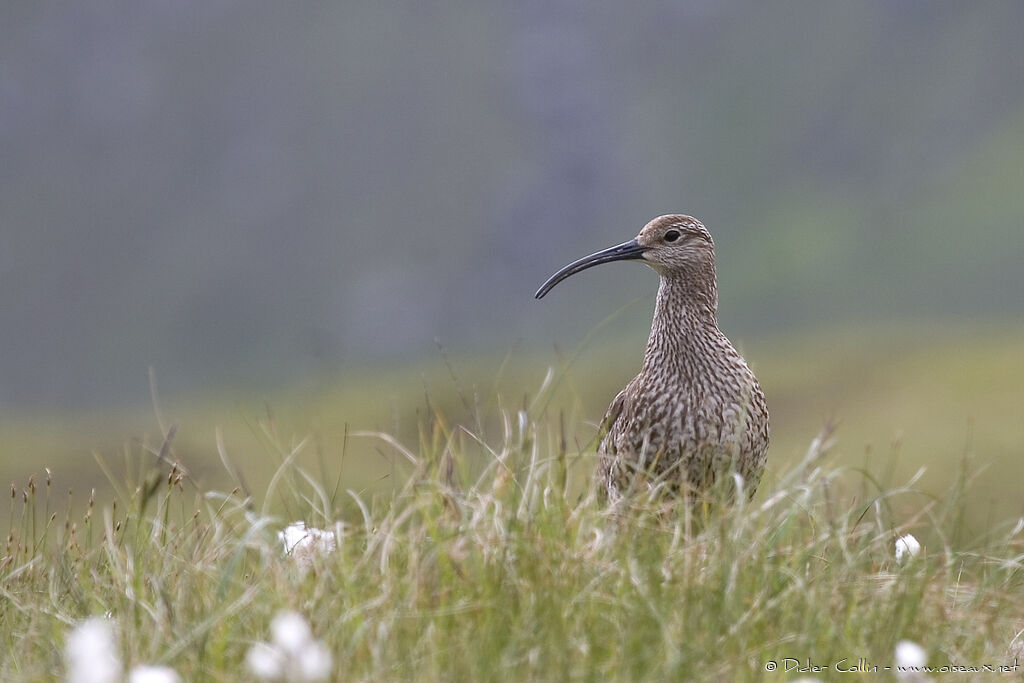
[535,214,716,299]
[635,215,715,275]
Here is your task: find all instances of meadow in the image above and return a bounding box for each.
[2,323,1023,680]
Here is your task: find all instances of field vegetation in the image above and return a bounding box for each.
[2,324,1023,680]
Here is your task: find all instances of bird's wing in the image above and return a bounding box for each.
[597,386,628,452]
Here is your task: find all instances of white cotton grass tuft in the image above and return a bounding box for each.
[895,639,928,679]
[65,617,122,683]
[245,642,286,680]
[246,610,333,682]
[279,521,338,555]
[279,521,338,570]
[65,616,182,683]
[295,640,333,682]
[895,534,921,562]
[127,665,182,683]
[270,611,314,656]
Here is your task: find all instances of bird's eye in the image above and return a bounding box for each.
[664,229,681,243]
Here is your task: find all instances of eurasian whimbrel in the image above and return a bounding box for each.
[535,215,769,502]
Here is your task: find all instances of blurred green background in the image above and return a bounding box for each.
[2,3,1022,523]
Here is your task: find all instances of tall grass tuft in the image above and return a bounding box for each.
[2,388,1023,681]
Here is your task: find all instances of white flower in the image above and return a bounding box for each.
[895,534,921,562]
[279,522,337,556]
[246,641,285,681]
[295,640,333,682]
[278,522,338,576]
[895,639,927,669]
[65,617,122,683]
[128,665,182,683]
[279,522,338,578]
[271,611,314,657]
[246,611,333,682]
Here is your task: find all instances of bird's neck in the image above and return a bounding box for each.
[641,270,720,372]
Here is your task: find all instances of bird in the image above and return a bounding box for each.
[535,215,769,503]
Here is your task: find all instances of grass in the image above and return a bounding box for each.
[5,321,1024,525]
[3,360,1024,681]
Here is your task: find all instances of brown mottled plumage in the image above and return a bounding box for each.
[536,215,769,502]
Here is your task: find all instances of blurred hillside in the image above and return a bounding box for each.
[2,2,1023,410]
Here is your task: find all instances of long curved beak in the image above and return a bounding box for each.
[535,239,648,299]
